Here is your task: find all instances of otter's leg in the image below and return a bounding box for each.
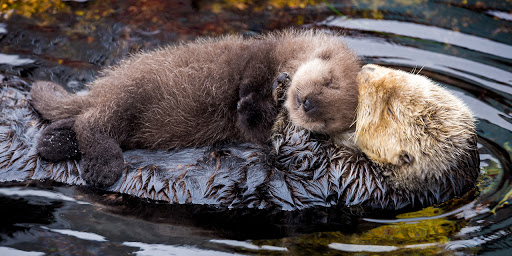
[74,112,124,188]
[269,72,292,153]
[37,118,81,162]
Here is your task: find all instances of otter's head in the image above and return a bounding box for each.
[355,64,478,191]
[285,53,359,136]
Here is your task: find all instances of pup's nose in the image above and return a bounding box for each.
[296,94,315,113]
[303,98,314,113]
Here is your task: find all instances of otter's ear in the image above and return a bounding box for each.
[317,50,332,60]
[399,152,414,166]
[419,104,444,138]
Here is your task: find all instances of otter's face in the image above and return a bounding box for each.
[355,64,476,185]
[285,58,359,135]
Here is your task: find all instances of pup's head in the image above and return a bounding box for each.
[285,50,359,136]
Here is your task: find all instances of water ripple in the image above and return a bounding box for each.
[322,16,512,59]
[342,37,512,94]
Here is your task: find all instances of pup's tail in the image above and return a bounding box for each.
[30,81,89,121]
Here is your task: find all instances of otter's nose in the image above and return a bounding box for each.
[303,98,314,113]
[296,94,315,113]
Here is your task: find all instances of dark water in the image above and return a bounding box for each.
[0,0,511,255]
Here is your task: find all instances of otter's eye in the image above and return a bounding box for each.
[324,78,333,87]
[387,107,394,116]
[399,152,414,165]
[318,51,332,60]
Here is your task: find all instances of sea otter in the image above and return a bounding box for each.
[270,64,479,207]
[352,64,478,193]
[30,30,360,188]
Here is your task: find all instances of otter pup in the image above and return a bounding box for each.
[30,30,360,188]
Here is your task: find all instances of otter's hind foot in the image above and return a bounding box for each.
[80,133,124,188]
[37,118,80,162]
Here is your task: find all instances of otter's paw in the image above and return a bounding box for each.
[272,72,291,104]
[273,72,291,90]
[236,92,275,143]
[237,92,261,127]
[38,118,80,162]
[80,134,124,188]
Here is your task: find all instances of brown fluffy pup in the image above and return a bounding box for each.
[30,30,360,187]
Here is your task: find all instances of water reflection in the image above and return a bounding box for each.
[124,241,245,256]
[362,201,488,224]
[41,227,107,242]
[0,53,35,66]
[341,37,512,94]
[0,247,44,256]
[321,16,512,59]
[210,239,288,251]
[0,187,89,204]
[328,242,440,252]
[487,10,512,21]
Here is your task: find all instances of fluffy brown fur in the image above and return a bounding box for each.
[30,30,360,187]
[285,55,359,135]
[353,64,478,192]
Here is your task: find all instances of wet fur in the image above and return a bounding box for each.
[354,64,478,192]
[30,30,360,187]
[36,118,80,162]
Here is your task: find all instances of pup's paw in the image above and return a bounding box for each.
[236,92,275,143]
[272,72,291,105]
[273,72,291,90]
[81,157,124,188]
[37,118,80,162]
[80,134,124,188]
[237,92,261,127]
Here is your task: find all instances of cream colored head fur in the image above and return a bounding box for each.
[355,64,477,190]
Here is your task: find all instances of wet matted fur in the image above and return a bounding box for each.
[351,64,479,195]
[30,30,360,187]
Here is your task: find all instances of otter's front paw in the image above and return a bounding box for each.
[237,92,261,128]
[272,72,291,105]
[273,72,291,90]
[236,92,275,143]
[80,134,124,188]
[38,118,80,162]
